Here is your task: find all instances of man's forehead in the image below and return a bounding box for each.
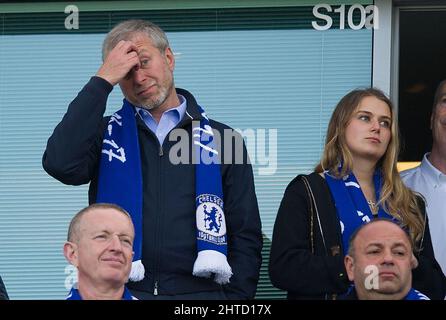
[357,222,410,246]
[364,239,410,248]
[128,33,155,47]
[81,209,133,229]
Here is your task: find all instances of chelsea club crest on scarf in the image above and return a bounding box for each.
[196,194,227,244]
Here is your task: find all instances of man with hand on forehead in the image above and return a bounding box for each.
[43,19,262,300]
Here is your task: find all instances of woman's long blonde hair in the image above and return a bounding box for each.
[315,88,424,244]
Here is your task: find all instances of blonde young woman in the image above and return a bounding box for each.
[269,88,446,300]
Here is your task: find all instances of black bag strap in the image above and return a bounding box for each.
[300,175,315,254]
[300,174,329,255]
[300,174,337,300]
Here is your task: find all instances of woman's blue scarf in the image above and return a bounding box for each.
[96,99,232,284]
[325,169,394,255]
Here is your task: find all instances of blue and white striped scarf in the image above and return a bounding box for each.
[192,106,232,284]
[96,99,232,284]
[325,169,394,255]
[96,99,144,281]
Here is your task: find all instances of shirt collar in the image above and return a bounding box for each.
[135,94,187,123]
[420,152,446,185]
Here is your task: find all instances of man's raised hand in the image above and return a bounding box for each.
[96,40,140,86]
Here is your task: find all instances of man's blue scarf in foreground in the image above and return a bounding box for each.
[96,99,232,284]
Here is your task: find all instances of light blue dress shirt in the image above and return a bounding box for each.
[136,94,187,145]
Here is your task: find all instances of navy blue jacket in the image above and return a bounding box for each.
[43,77,262,299]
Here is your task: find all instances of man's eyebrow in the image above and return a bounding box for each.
[92,229,110,235]
[365,242,383,248]
[138,49,149,55]
[391,242,409,249]
[118,232,133,238]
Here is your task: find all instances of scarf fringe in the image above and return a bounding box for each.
[129,260,145,282]
[193,250,232,284]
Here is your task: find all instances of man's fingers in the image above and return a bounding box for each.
[127,51,138,60]
[112,40,138,57]
[117,41,138,55]
[128,55,141,72]
[98,40,141,85]
[114,40,130,51]
[125,52,140,67]
[134,58,141,69]
[115,40,126,47]
[125,43,139,54]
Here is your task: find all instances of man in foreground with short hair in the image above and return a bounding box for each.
[343,219,429,300]
[64,203,137,300]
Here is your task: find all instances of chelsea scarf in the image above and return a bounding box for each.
[325,169,395,255]
[191,105,232,284]
[96,99,232,284]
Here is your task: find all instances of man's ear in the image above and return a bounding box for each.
[164,47,175,71]
[345,255,355,282]
[410,253,419,269]
[63,242,79,267]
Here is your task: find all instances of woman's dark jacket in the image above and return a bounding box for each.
[269,172,446,300]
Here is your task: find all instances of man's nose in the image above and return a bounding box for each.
[108,235,123,252]
[381,249,394,264]
[132,66,146,85]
